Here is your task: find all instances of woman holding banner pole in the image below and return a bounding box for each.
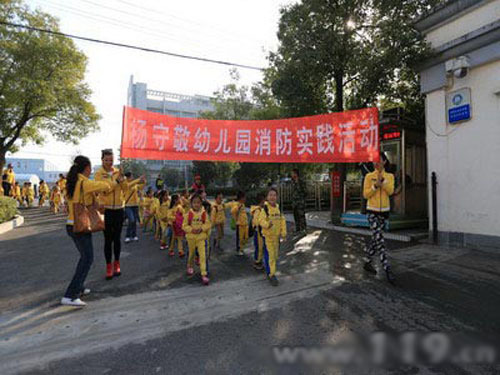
[362,156,396,285]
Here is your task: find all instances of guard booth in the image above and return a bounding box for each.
[341,110,428,230]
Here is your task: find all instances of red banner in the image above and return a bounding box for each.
[121,106,379,163]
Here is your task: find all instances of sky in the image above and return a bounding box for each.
[10,0,296,170]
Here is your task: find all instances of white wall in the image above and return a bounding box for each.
[426,60,500,237]
[426,0,500,48]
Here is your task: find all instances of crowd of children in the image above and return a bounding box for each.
[133,182,287,287]
[0,165,67,213]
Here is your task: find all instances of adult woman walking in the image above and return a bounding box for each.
[95,149,128,280]
[61,156,116,307]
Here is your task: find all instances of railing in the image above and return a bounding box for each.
[343,180,362,213]
[280,181,331,211]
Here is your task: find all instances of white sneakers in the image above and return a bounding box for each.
[126,237,139,243]
[133,236,139,241]
[61,297,87,307]
[124,237,131,243]
[82,288,91,296]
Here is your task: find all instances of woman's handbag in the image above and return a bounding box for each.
[73,181,105,234]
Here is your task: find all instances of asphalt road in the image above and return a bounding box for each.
[1,207,499,374]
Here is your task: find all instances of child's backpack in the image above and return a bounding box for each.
[174,209,185,237]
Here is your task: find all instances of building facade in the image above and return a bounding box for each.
[415,0,500,249]
[127,76,214,187]
[6,158,65,183]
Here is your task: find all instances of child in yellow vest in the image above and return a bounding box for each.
[258,188,287,287]
[158,191,171,250]
[231,191,248,256]
[38,180,50,207]
[50,185,62,214]
[138,190,145,225]
[183,194,211,285]
[12,182,22,206]
[22,182,35,207]
[141,188,154,232]
[151,192,161,240]
[181,190,190,215]
[250,193,266,270]
[210,192,232,252]
[169,196,186,258]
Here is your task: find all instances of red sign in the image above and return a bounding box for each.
[121,106,380,163]
[331,171,342,197]
[382,131,401,140]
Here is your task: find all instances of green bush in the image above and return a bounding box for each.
[0,196,18,224]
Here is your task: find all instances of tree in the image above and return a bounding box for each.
[120,159,148,181]
[160,167,182,189]
[191,161,217,188]
[268,0,439,219]
[0,1,100,172]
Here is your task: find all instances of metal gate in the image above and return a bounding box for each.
[280,181,331,211]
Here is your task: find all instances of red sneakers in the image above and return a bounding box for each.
[168,250,175,257]
[186,267,194,276]
[106,263,113,280]
[179,251,185,258]
[113,261,121,277]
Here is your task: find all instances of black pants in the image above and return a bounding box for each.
[104,209,124,264]
[293,204,307,232]
[65,225,93,299]
[2,182,11,197]
[365,212,390,271]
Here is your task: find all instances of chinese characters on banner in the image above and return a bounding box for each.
[121,106,380,163]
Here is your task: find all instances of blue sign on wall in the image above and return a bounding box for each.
[448,104,471,124]
[446,88,472,125]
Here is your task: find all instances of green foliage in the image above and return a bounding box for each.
[191,161,238,187]
[0,196,18,223]
[0,0,100,171]
[120,159,148,180]
[269,0,439,118]
[160,167,182,189]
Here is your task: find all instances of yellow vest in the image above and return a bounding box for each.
[363,170,395,213]
[183,208,211,241]
[66,174,114,224]
[95,167,127,209]
[231,202,248,226]
[258,202,286,239]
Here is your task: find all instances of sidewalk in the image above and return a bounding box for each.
[285,211,429,242]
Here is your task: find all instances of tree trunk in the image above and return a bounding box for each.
[331,70,346,223]
[0,150,6,176]
[334,69,344,112]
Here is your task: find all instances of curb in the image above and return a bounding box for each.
[285,215,419,243]
[0,215,25,235]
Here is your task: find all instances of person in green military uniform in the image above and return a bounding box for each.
[291,168,307,234]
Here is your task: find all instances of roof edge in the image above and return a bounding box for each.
[414,0,490,33]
